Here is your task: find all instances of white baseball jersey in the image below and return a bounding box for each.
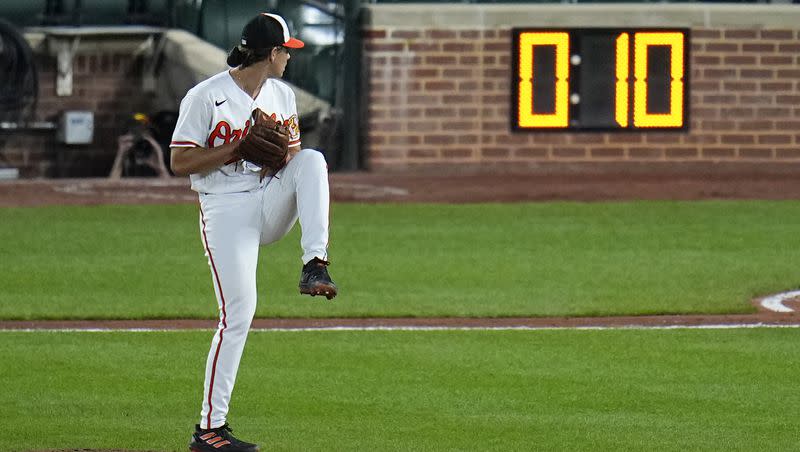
[171,70,301,194]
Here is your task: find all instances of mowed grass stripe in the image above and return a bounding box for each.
[1,329,798,451]
[1,201,800,319]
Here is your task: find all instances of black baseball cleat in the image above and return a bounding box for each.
[189,423,259,452]
[299,257,338,300]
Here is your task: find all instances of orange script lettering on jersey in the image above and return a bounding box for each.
[207,120,252,148]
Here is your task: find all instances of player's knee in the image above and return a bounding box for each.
[294,148,328,172]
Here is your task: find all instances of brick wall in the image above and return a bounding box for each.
[2,39,151,178]
[362,6,800,173]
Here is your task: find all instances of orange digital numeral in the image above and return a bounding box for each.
[517,32,570,128]
[632,32,685,128]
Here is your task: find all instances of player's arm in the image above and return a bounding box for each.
[170,142,240,176]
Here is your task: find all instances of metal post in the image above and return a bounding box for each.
[338,0,362,171]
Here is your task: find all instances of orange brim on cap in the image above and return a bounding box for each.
[284,37,305,48]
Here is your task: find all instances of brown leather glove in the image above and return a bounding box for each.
[236,109,289,180]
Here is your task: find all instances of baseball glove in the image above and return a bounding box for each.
[237,109,289,180]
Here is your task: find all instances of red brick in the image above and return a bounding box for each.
[742,43,776,53]
[526,134,568,145]
[666,147,698,158]
[740,69,773,79]
[483,68,507,78]
[694,56,721,66]
[372,121,403,132]
[703,94,736,105]
[408,149,439,159]
[516,148,549,159]
[368,56,387,65]
[693,30,722,39]
[391,30,420,39]
[363,30,387,39]
[700,121,735,131]
[409,68,438,78]
[408,42,440,52]
[553,147,587,158]
[367,108,387,119]
[629,147,663,159]
[425,107,456,118]
[607,134,644,144]
[760,82,793,92]
[724,30,757,39]
[704,69,736,79]
[777,69,800,79]
[482,30,497,38]
[481,148,511,158]
[408,121,438,132]
[739,148,773,159]
[701,148,736,159]
[570,135,606,144]
[426,30,457,39]
[777,95,800,105]
[737,120,773,132]
[647,134,682,144]
[424,81,456,91]
[482,42,508,52]
[390,55,422,65]
[457,135,480,144]
[692,81,721,92]
[365,43,404,52]
[591,147,625,158]
[389,81,421,92]
[444,95,475,104]
[776,120,800,130]
[723,81,757,92]
[757,107,792,117]
[459,30,480,39]
[460,55,479,65]
[443,148,475,159]
[692,107,720,119]
[719,110,752,123]
[459,108,480,118]
[442,68,474,78]
[684,134,719,145]
[705,43,738,52]
[424,135,456,145]
[760,30,793,39]
[721,135,756,145]
[776,149,800,159]
[761,56,794,65]
[758,135,792,145]
[779,43,800,52]
[448,121,479,131]
[740,95,775,105]
[372,148,406,159]
[388,135,421,145]
[480,94,504,103]
[425,56,457,65]
[458,81,479,91]
[443,43,475,52]
[724,56,756,65]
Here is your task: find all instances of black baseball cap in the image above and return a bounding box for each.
[240,13,304,50]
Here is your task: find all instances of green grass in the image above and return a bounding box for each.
[1,328,798,451]
[1,202,800,319]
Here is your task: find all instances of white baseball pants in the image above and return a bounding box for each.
[196,149,330,429]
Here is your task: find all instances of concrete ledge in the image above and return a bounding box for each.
[364,4,800,28]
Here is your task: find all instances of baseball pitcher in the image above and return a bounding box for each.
[169,12,338,452]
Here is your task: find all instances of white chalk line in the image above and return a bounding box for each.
[760,290,800,313]
[2,323,799,333]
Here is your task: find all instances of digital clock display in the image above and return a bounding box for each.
[511,29,690,131]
